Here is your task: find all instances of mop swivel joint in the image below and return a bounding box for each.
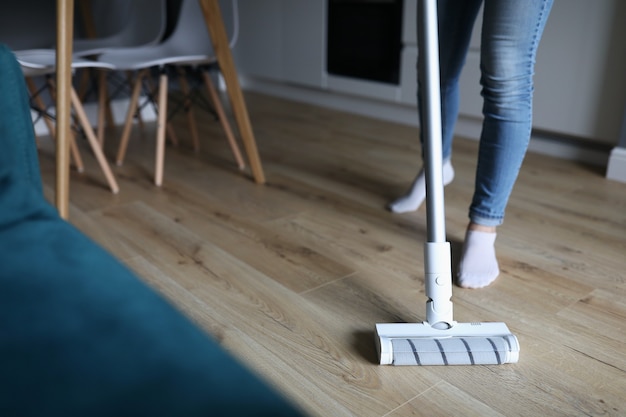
[424,241,454,327]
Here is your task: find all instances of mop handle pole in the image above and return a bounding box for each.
[419,0,446,244]
[419,0,454,327]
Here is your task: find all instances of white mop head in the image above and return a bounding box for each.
[376,322,519,365]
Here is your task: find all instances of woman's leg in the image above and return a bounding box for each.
[459,0,554,288]
[389,0,482,213]
[436,0,484,162]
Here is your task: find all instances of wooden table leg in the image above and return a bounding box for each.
[198,0,266,184]
[56,0,75,219]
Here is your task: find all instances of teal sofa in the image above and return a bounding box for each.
[0,44,304,417]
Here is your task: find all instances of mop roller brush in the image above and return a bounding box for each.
[375,0,520,366]
[376,323,520,366]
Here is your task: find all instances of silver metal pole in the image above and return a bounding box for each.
[418,0,446,244]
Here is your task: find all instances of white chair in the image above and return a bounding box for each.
[72,0,168,143]
[0,0,165,153]
[95,0,245,187]
[16,50,120,194]
[73,0,167,57]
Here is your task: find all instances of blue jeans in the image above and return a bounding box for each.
[418,0,553,226]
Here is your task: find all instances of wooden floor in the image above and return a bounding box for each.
[37,91,626,417]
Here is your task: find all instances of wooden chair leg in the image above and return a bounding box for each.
[125,70,144,129]
[116,70,146,166]
[26,77,56,139]
[96,70,109,147]
[104,94,115,129]
[199,0,265,183]
[165,121,180,146]
[28,76,85,172]
[77,67,114,133]
[177,67,200,152]
[69,133,86,173]
[146,74,178,147]
[201,71,245,170]
[70,88,119,194]
[155,72,168,187]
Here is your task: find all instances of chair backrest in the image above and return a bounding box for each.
[0,0,166,55]
[73,0,167,56]
[161,0,238,57]
[0,0,56,51]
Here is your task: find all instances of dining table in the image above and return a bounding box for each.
[54,0,265,219]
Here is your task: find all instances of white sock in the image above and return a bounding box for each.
[457,230,500,289]
[388,160,454,213]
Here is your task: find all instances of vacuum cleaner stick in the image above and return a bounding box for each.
[375,0,520,366]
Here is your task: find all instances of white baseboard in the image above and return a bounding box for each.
[31,96,158,136]
[606,147,626,183]
[240,76,611,167]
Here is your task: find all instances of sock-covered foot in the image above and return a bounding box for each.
[388,160,454,213]
[457,230,499,289]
